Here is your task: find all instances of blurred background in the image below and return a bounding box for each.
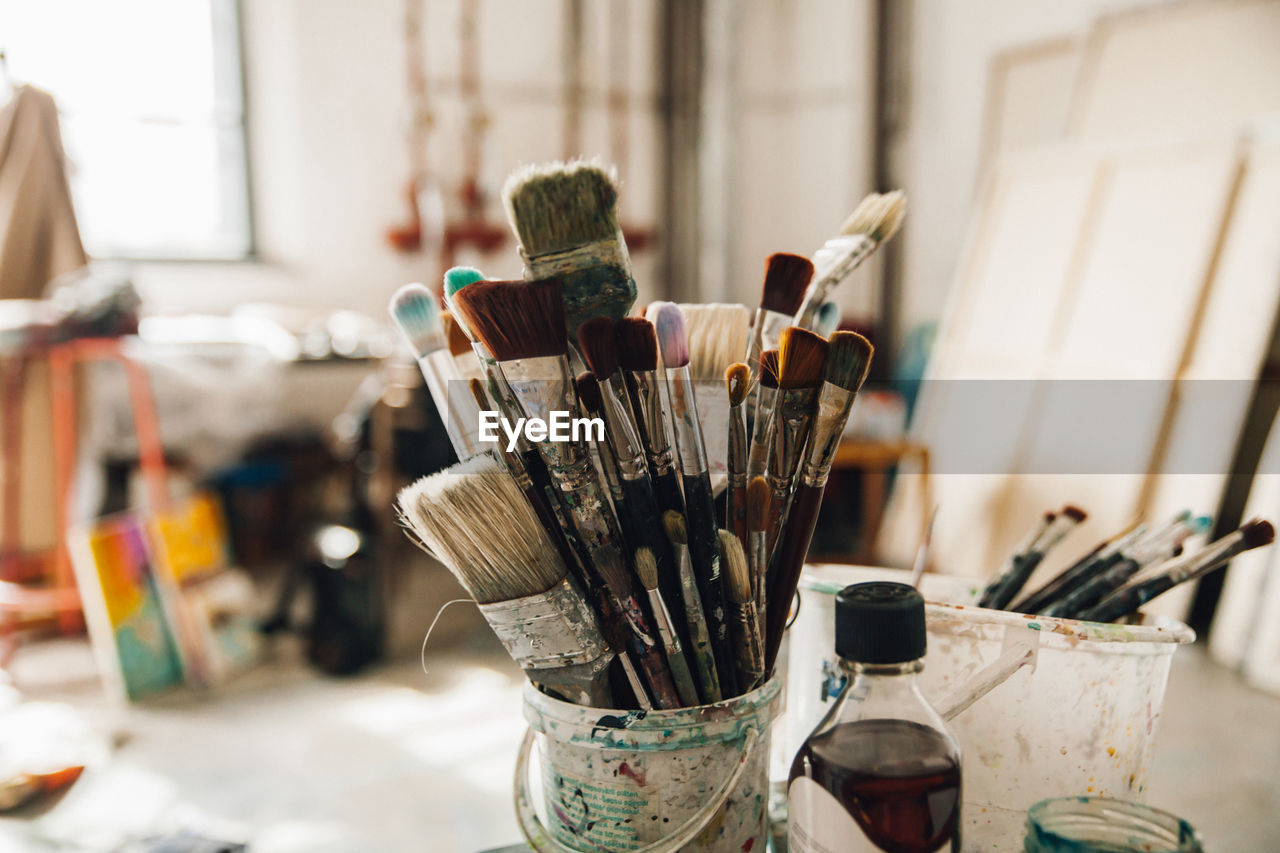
[1,0,1279,850]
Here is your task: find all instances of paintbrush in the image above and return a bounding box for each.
[452,277,681,709]
[653,302,740,697]
[909,506,939,588]
[726,363,750,548]
[720,529,765,693]
[762,328,830,554]
[663,510,721,704]
[615,316,692,653]
[747,349,779,481]
[635,547,700,707]
[764,331,874,672]
[1081,519,1275,624]
[814,301,841,338]
[747,476,770,633]
[503,160,637,337]
[397,453,615,706]
[979,505,1088,610]
[446,266,577,572]
[793,191,907,330]
[1040,515,1210,619]
[745,254,814,387]
[388,283,482,460]
[1011,520,1146,614]
[670,302,752,383]
[578,318,679,583]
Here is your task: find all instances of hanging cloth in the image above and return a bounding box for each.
[0,85,87,300]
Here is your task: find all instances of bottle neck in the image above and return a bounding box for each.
[834,658,933,717]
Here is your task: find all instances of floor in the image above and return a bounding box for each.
[1,631,1278,852]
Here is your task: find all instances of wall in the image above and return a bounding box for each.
[137,0,661,319]
[896,0,1183,337]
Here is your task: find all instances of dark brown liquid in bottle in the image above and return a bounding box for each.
[790,718,961,853]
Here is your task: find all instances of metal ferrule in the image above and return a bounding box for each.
[598,375,649,480]
[478,577,610,669]
[499,355,590,475]
[798,381,857,489]
[766,386,820,494]
[796,233,876,327]
[728,402,748,490]
[1167,531,1241,585]
[521,233,631,280]
[626,370,677,476]
[747,385,778,479]
[663,364,710,476]
[645,589,681,653]
[476,344,534,454]
[731,601,765,689]
[595,435,625,503]
[752,307,794,360]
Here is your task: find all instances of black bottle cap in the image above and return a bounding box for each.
[835,582,927,663]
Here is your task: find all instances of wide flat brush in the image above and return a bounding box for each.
[635,547,700,707]
[764,331,873,672]
[453,278,680,709]
[397,453,614,706]
[1081,519,1275,623]
[762,328,829,554]
[503,160,637,337]
[1040,515,1210,619]
[979,505,1088,610]
[721,530,764,693]
[1011,520,1146,614]
[794,191,907,330]
[671,302,752,384]
[747,349,779,481]
[725,363,750,548]
[388,283,482,460]
[664,510,721,704]
[615,316,692,653]
[745,254,814,387]
[652,302,739,697]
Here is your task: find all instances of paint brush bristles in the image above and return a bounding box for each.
[747,254,816,383]
[720,529,764,692]
[389,283,445,358]
[794,191,907,329]
[671,303,752,383]
[397,454,564,602]
[451,278,568,362]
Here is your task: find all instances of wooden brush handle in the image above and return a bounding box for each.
[683,472,739,697]
[764,482,825,673]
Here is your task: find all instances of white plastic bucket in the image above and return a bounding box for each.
[787,565,1195,852]
[516,677,783,853]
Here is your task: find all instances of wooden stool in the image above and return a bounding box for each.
[1,337,168,657]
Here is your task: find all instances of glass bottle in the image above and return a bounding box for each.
[1024,797,1205,852]
[788,582,962,852]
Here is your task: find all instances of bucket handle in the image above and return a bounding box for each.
[937,631,1040,721]
[513,724,761,853]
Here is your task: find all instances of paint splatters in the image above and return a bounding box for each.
[741,839,754,852]
[1107,746,1116,757]
[1027,622,1042,631]
[618,761,647,786]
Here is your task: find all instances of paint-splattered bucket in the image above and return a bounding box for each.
[515,676,782,852]
[788,565,1195,852]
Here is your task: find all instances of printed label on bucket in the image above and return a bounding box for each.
[789,777,881,853]
[543,767,647,850]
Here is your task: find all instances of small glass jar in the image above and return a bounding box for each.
[1024,797,1204,853]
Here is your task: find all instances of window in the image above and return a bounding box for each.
[0,0,252,260]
